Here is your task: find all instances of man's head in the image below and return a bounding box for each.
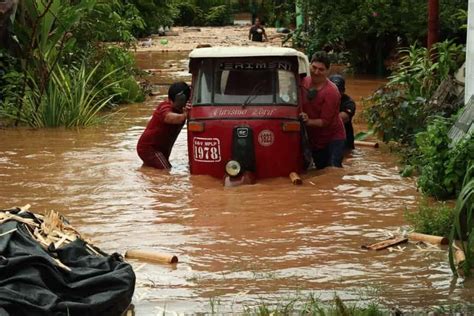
[310,51,330,84]
[168,81,191,110]
[255,18,261,26]
[329,74,345,93]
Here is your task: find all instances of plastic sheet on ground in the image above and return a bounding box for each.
[0,207,135,316]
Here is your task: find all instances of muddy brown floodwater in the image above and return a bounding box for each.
[1,51,473,314]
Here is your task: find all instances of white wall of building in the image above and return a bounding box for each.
[466,0,474,104]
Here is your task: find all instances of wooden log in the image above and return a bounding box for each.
[289,172,302,185]
[354,140,379,148]
[452,242,466,277]
[455,248,466,266]
[125,249,178,264]
[408,232,449,245]
[361,236,408,251]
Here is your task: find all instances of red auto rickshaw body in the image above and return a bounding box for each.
[187,47,310,180]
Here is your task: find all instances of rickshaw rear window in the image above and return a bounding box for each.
[214,69,274,104]
[192,59,298,106]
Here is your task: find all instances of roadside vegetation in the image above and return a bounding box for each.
[292,1,467,74]
[0,0,147,127]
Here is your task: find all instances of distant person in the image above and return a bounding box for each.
[249,18,268,42]
[137,82,191,169]
[299,52,346,169]
[329,74,356,151]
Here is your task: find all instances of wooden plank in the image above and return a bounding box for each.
[361,236,408,251]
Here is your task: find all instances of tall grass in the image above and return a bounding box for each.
[242,295,384,316]
[449,163,474,277]
[1,63,120,128]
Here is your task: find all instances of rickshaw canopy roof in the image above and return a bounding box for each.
[189,46,310,75]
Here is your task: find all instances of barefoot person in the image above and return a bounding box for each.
[137,82,191,169]
[299,52,346,169]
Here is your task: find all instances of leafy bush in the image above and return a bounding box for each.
[1,0,148,127]
[294,0,467,74]
[365,86,427,145]
[90,46,145,104]
[0,63,119,128]
[0,50,21,107]
[415,117,473,199]
[173,1,205,26]
[75,1,145,43]
[205,5,233,26]
[129,0,176,36]
[405,201,455,237]
[364,41,465,146]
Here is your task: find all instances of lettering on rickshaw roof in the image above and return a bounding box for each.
[219,61,292,71]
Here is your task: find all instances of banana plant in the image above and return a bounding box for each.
[12,0,96,122]
[449,163,474,277]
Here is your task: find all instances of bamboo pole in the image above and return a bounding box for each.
[452,242,466,277]
[354,140,379,148]
[455,247,466,266]
[289,172,302,185]
[125,249,178,264]
[408,232,448,245]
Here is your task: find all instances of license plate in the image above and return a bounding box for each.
[193,137,221,162]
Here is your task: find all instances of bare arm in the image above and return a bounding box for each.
[164,112,186,124]
[339,111,350,123]
[299,112,326,127]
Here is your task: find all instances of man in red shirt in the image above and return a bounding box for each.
[299,52,346,169]
[137,82,191,169]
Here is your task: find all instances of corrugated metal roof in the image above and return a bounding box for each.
[449,95,474,144]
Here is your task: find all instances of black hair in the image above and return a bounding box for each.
[168,81,191,102]
[310,51,330,70]
[329,74,345,93]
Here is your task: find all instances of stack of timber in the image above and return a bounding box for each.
[0,206,99,271]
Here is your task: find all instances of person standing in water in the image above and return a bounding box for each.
[329,74,356,151]
[137,82,191,169]
[299,52,346,169]
[249,17,268,42]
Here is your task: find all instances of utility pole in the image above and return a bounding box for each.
[427,0,439,52]
[466,0,474,104]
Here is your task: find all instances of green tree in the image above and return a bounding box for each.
[297,0,467,74]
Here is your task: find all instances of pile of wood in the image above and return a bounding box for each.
[0,205,99,271]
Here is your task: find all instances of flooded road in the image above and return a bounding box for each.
[1,52,472,314]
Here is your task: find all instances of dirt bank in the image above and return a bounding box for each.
[133,25,287,52]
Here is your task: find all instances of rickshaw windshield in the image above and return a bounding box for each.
[192,59,298,106]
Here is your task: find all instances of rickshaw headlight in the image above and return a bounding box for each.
[225,160,241,177]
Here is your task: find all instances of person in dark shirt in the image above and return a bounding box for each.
[249,18,268,42]
[329,74,356,151]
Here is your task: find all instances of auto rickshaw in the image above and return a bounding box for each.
[187,46,310,184]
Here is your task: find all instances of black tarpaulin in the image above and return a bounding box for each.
[0,208,135,316]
